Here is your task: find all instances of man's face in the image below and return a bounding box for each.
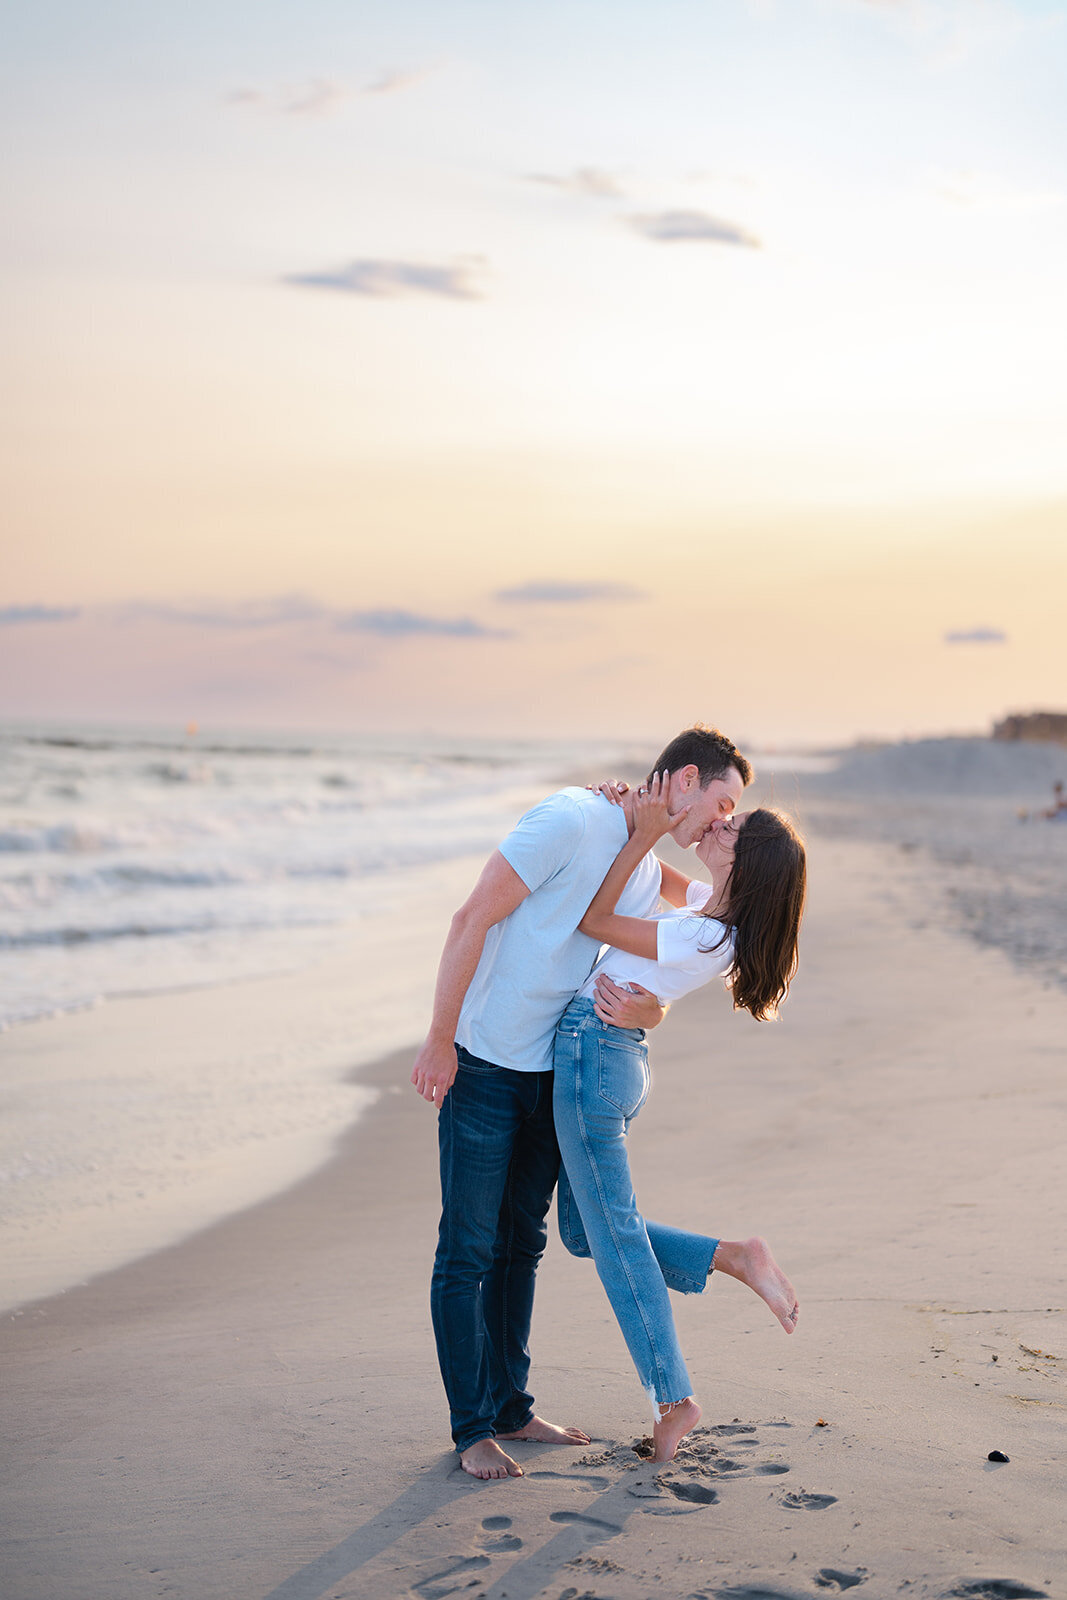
[668,764,745,848]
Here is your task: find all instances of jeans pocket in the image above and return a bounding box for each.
[455,1046,501,1075]
[596,1038,650,1117]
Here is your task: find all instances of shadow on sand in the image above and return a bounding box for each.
[260,1445,668,1600]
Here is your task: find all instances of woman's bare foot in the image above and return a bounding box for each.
[460,1438,523,1479]
[710,1236,799,1333]
[652,1396,702,1462]
[496,1415,591,1445]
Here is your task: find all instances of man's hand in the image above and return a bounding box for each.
[411,1037,460,1106]
[593,976,666,1030]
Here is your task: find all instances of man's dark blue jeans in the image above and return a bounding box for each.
[430,1045,560,1454]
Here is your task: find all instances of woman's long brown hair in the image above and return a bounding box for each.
[702,808,806,1021]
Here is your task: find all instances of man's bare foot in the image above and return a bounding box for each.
[710,1236,799,1333]
[496,1415,591,1445]
[460,1438,523,1480]
[652,1396,702,1462]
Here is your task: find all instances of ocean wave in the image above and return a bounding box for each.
[0,821,165,854]
[0,721,603,1027]
[0,910,337,950]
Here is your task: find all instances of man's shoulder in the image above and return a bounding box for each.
[499,787,623,889]
[519,786,608,828]
[527,787,624,840]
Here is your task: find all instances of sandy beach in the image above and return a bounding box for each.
[2,743,1066,1600]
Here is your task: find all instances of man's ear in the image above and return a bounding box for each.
[677,764,700,794]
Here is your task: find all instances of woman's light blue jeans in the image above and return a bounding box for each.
[553,997,719,1409]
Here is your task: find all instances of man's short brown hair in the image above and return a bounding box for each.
[647,724,752,789]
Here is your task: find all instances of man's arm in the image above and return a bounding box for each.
[410,851,530,1106]
[593,976,667,1030]
[657,860,693,908]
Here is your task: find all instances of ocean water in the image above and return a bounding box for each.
[0,721,655,1030]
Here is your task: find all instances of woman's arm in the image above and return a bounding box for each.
[583,779,692,909]
[578,773,687,960]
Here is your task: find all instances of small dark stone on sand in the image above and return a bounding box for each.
[987,1450,1010,1463]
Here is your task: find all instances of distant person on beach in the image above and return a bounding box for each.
[553,772,805,1462]
[1043,780,1067,820]
[1019,779,1067,822]
[411,726,750,1480]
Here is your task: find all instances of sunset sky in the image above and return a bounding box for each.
[3,0,1065,746]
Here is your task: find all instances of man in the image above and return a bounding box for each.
[411,725,752,1480]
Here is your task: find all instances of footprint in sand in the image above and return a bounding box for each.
[411,1519,523,1596]
[779,1490,838,1511]
[814,1568,868,1590]
[626,1476,719,1514]
[548,1510,623,1540]
[411,1553,491,1599]
[712,1586,808,1600]
[945,1583,1048,1599]
[477,1515,523,1553]
[755,1462,791,1475]
[526,1469,611,1490]
[666,1480,718,1505]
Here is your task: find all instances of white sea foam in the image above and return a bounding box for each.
[0,722,648,1027]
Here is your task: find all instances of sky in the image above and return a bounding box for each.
[2,0,1065,748]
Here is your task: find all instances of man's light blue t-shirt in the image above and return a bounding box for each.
[456,788,663,1074]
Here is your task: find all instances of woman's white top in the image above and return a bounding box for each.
[576,879,735,1004]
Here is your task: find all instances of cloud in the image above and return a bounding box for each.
[336,609,511,639]
[225,80,348,117]
[283,258,486,301]
[112,596,328,629]
[931,168,1064,212]
[944,626,1008,645]
[626,209,762,247]
[283,79,348,117]
[363,67,435,96]
[13,596,511,643]
[526,167,627,200]
[494,582,648,605]
[0,604,81,625]
[227,66,434,117]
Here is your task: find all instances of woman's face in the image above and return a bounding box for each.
[695,811,747,876]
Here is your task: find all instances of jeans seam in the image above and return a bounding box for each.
[573,1044,676,1402]
[499,1161,515,1417]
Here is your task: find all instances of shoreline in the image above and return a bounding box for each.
[2,824,1064,1599]
[0,849,492,1314]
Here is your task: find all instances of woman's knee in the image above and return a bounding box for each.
[560,1223,592,1258]
[556,1186,592,1258]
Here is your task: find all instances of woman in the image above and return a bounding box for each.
[553,772,806,1462]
